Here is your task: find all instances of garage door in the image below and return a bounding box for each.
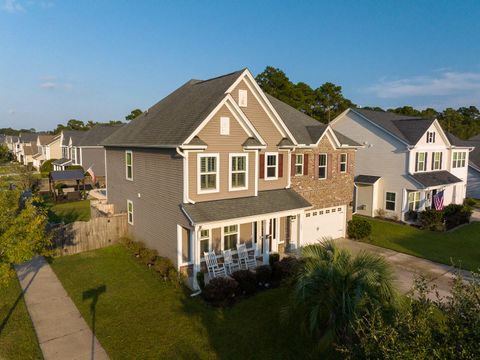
[301,206,346,245]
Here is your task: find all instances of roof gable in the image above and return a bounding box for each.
[102,70,245,147]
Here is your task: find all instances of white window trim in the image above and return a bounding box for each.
[433,152,442,170]
[318,153,327,180]
[426,131,435,143]
[197,153,220,194]
[295,154,304,176]
[264,152,278,181]
[385,191,396,211]
[127,200,134,225]
[229,153,248,191]
[221,224,240,251]
[199,229,211,260]
[452,151,466,168]
[416,152,427,172]
[408,191,421,211]
[340,153,347,173]
[125,150,133,181]
[238,89,248,107]
[220,117,230,136]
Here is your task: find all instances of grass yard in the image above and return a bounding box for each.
[0,277,43,360]
[359,216,480,271]
[51,245,318,359]
[47,200,91,224]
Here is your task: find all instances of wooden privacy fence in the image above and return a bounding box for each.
[51,213,127,256]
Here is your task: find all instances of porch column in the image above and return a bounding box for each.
[263,219,270,265]
[192,225,200,291]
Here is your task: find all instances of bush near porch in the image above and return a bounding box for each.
[356,215,480,271]
[50,245,319,359]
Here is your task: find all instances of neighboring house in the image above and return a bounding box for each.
[32,135,58,169]
[76,125,123,177]
[15,133,38,163]
[465,134,480,199]
[4,135,18,152]
[52,130,86,170]
[331,108,474,221]
[102,68,360,288]
[22,143,38,166]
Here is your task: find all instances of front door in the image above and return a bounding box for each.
[287,215,298,250]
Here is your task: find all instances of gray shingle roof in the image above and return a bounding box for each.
[38,134,57,145]
[355,175,381,184]
[19,133,38,143]
[352,108,436,145]
[103,70,245,147]
[411,171,462,188]
[277,138,294,147]
[50,170,85,181]
[242,137,263,147]
[77,125,124,146]
[182,189,311,224]
[187,136,207,146]
[62,130,86,146]
[52,158,72,165]
[465,136,480,168]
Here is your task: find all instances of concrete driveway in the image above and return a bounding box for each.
[336,238,472,299]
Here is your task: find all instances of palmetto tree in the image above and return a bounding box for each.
[290,240,396,347]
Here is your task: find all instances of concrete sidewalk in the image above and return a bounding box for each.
[337,238,473,299]
[15,256,109,360]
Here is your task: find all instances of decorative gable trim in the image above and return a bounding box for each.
[182,95,266,146]
[225,69,298,145]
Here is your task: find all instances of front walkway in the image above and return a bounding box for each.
[15,256,109,360]
[337,238,473,299]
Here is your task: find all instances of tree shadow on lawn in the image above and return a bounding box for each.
[179,286,320,360]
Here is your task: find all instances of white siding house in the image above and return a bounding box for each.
[331,108,474,221]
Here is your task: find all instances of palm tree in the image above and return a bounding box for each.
[290,240,396,347]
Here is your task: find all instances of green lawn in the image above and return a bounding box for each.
[0,277,43,360]
[51,245,318,359]
[359,216,480,271]
[47,200,91,224]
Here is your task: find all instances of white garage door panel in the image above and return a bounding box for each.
[301,206,346,245]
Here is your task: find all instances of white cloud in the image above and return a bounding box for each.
[368,71,480,99]
[2,0,25,13]
[40,81,56,89]
[39,76,73,91]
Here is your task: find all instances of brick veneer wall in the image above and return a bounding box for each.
[290,136,356,220]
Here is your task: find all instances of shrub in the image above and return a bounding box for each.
[66,165,84,171]
[202,277,239,306]
[255,265,272,287]
[272,257,302,284]
[40,159,55,173]
[347,218,372,239]
[231,270,257,295]
[418,208,444,231]
[269,253,280,267]
[464,198,476,208]
[121,236,135,250]
[405,210,418,222]
[130,241,146,257]
[196,271,205,290]
[140,248,158,266]
[153,256,175,279]
[443,204,472,230]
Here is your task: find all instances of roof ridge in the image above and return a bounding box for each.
[193,68,245,86]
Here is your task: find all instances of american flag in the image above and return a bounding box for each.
[433,190,444,211]
[86,165,96,185]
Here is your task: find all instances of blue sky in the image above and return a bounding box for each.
[1,0,480,130]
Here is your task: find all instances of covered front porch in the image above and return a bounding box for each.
[179,189,311,289]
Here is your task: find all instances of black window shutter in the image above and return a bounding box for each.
[415,153,419,172]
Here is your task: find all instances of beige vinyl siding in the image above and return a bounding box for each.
[80,147,106,176]
[106,147,189,267]
[189,104,256,202]
[181,227,190,263]
[48,138,62,159]
[280,216,287,242]
[231,80,289,191]
[356,184,374,216]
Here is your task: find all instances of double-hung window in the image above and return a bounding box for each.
[432,152,442,170]
[265,153,278,180]
[408,191,421,211]
[452,152,466,168]
[295,154,304,176]
[416,152,427,172]
[339,153,347,173]
[230,154,248,190]
[125,150,133,180]
[223,225,238,250]
[199,154,219,192]
[127,200,134,225]
[385,192,396,211]
[318,154,327,179]
[199,229,210,256]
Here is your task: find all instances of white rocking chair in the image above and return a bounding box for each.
[222,249,240,274]
[236,243,257,270]
[204,251,227,279]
